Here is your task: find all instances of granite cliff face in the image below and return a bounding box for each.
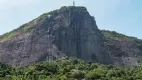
[0,6,112,67]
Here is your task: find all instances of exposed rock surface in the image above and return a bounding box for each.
[102,30,142,67]
[0,6,112,67]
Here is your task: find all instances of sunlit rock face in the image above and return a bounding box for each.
[0,6,112,67]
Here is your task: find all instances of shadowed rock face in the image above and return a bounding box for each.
[0,6,112,67]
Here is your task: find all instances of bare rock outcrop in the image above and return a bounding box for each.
[0,6,112,67]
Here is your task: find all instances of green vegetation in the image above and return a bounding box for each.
[0,23,32,42]
[0,19,37,42]
[101,30,142,57]
[0,29,18,42]
[101,30,141,41]
[23,20,36,32]
[102,30,142,45]
[48,6,87,15]
[1,57,142,80]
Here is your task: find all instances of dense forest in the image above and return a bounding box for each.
[0,57,142,80]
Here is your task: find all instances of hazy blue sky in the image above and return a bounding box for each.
[0,0,142,39]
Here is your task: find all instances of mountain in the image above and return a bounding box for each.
[102,30,142,67]
[0,6,112,67]
[1,6,142,67]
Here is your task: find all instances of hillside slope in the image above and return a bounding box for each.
[101,30,142,66]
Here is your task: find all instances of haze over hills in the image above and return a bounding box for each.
[0,6,142,68]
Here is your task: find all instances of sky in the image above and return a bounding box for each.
[0,0,142,39]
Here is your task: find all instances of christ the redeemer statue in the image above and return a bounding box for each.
[73,1,75,6]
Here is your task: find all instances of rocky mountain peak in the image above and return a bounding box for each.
[0,6,112,67]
